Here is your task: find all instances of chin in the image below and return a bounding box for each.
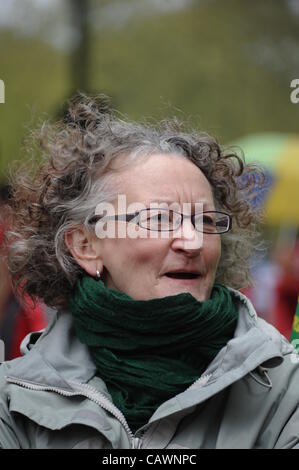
[160,286,200,300]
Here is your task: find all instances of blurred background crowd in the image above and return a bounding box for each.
[0,0,299,360]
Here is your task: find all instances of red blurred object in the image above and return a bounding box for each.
[1,294,48,360]
[271,243,299,340]
[242,242,299,341]
[0,221,48,361]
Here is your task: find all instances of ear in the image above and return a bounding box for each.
[65,226,103,277]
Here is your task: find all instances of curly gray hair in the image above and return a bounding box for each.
[4,94,264,308]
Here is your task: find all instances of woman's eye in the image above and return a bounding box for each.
[203,215,214,225]
[150,213,167,222]
[148,214,160,221]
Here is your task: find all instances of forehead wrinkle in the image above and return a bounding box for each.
[144,198,213,210]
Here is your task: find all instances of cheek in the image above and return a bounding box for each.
[128,238,169,268]
[205,237,221,273]
[103,235,166,268]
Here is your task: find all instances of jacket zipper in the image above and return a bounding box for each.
[6,373,212,449]
[5,376,136,447]
[184,373,212,392]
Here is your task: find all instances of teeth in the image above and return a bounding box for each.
[166,272,198,279]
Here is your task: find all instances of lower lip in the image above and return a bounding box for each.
[163,275,200,285]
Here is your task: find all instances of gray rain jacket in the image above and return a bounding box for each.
[0,288,299,449]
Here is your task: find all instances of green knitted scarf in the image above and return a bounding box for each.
[69,276,238,433]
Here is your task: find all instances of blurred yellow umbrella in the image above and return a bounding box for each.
[231,133,299,225]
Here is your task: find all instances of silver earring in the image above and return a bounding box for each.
[96,270,101,280]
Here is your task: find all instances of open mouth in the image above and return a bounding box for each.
[164,272,200,280]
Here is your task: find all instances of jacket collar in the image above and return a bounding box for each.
[5,310,96,390]
[4,288,290,435]
[5,288,285,391]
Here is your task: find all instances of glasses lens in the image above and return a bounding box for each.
[194,212,229,233]
[139,209,180,231]
[214,214,230,233]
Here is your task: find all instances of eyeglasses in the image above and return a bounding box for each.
[89,208,232,234]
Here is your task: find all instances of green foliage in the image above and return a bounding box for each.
[0,31,68,180]
[1,0,299,180]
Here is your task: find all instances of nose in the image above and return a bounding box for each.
[171,217,203,254]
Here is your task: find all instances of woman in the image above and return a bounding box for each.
[0,94,298,449]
